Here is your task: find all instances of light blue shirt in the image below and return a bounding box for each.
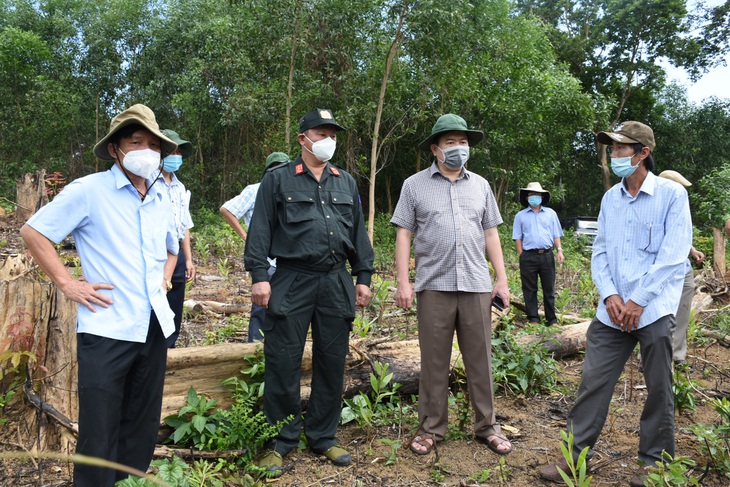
[27,164,179,342]
[592,172,692,330]
[512,206,563,250]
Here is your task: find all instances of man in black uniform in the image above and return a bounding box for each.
[244,108,374,477]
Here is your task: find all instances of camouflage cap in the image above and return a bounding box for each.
[596,121,656,151]
[265,152,289,169]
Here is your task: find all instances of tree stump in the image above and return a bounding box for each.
[15,171,48,222]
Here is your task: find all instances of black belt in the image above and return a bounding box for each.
[524,248,553,254]
[277,259,346,275]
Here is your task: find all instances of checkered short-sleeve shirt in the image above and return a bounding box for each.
[391,163,502,293]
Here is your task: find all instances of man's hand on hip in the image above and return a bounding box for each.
[60,280,114,313]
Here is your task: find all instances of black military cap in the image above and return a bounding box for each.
[298,108,346,133]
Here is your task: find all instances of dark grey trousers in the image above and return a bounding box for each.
[566,316,675,466]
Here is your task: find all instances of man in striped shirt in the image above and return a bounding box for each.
[540,121,692,487]
[392,113,512,457]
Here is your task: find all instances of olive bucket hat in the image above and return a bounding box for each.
[265,152,289,169]
[161,129,193,158]
[93,104,177,161]
[596,121,656,152]
[417,114,484,151]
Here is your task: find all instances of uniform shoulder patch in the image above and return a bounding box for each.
[330,166,341,176]
[295,163,305,175]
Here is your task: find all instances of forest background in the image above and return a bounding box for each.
[1,0,730,232]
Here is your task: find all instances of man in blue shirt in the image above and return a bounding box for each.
[21,104,179,486]
[512,182,564,325]
[539,121,692,487]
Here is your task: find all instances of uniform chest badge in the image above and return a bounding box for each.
[295,163,304,175]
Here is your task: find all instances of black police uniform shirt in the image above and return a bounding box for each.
[244,155,374,287]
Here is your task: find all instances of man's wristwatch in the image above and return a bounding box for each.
[556,247,563,251]
[165,279,173,291]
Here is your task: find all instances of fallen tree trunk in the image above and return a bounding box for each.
[161,337,429,420]
[517,291,715,359]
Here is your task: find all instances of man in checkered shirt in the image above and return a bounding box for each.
[391,113,512,457]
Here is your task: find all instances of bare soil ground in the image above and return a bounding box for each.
[1,213,730,486]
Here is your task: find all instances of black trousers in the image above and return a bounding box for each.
[74,318,168,486]
[519,250,557,324]
[262,265,355,455]
[166,246,187,348]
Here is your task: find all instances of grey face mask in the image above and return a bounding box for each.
[439,145,470,169]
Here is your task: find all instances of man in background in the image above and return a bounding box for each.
[155,128,196,347]
[220,151,289,341]
[657,170,704,364]
[512,181,564,325]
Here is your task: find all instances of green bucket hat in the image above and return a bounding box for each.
[417,114,484,151]
[93,104,177,160]
[265,152,289,170]
[161,129,193,158]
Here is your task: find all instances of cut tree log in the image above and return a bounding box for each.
[517,291,715,359]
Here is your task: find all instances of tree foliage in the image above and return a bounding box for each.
[0,0,727,223]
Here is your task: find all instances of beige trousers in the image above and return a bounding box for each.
[415,290,501,442]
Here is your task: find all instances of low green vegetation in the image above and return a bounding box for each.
[690,397,730,480]
[341,361,411,433]
[558,430,593,487]
[491,322,561,395]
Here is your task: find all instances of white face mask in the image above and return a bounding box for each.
[118,148,161,179]
[305,135,337,162]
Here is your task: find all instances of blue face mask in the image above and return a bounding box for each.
[162,154,183,172]
[610,156,638,178]
[527,195,542,207]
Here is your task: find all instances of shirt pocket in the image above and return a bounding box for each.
[283,191,317,224]
[330,191,354,227]
[639,221,662,255]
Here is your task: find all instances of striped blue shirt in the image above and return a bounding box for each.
[592,172,692,330]
[512,206,563,249]
[150,172,193,241]
[391,163,502,293]
[222,183,259,227]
